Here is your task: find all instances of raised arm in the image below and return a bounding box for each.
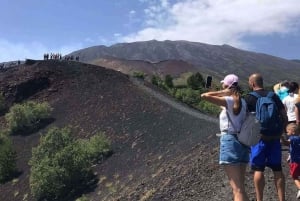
[200,89,230,107]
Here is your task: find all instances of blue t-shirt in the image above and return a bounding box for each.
[289,135,300,163]
[275,87,289,101]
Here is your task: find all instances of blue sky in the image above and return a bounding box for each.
[1,0,300,62]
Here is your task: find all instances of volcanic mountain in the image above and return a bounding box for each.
[68,40,300,86]
[0,60,295,201]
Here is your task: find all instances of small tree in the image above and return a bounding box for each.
[187,72,205,89]
[0,133,17,183]
[164,75,173,88]
[151,75,161,86]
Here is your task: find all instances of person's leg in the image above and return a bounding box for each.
[253,171,265,201]
[250,141,265,201]
[294,179,300,189]
[290,163,300,198]
[294,179,300,199]
[273,170,285,201]
[268,140,285,201]
[224,164,250,201]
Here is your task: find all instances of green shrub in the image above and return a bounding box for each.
[187,72,205,90]
[76,195,89,201]
[197,100,221,115]
[83,132,111,163]
[29,127,111,201]
[174,88,200,105]
[0,133,17,183]
[151,75,160,86]
[5,101,52,133]
[0,92,5,111]
[164,75,173,88]
[151,72,222,116]
[29,127,89,200]
[133,71,145,79]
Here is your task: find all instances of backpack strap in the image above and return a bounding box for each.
[249,91,261,98]
[266,91,276,98]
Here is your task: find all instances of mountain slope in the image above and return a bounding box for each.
[0,60,220,201]
[90,56,207,79]
[69,40,300,86]
[0,60,296,201]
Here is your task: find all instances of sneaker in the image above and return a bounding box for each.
[297,189,300,199]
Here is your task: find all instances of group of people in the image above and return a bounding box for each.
[64,55,80,61]
[43,53,80,61]
[43,53,63,60]
[201,73,300,201]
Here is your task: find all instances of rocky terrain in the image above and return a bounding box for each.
[0,60,297,201]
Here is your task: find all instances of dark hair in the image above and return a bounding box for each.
[229,83,243,115]
[288,82,299,93]
[229,82,242,94]
[229,82,238,88]
[281,80,289,88]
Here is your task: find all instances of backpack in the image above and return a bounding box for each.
[250,91,283,136]
[227,109,261,147]
[238,111,261,146]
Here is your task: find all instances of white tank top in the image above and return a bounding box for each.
[219,96,247,134]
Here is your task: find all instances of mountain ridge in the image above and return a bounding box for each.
[68,40,300,86]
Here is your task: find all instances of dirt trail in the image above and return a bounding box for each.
[130,78,218,124]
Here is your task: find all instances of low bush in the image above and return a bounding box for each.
[75,195,90,201]
[83,132,111,163]
[151,75,168,90]
[187,72,205,89]
[133,71,145,79]
[174,88,201,105]
[197,100,221,116]
[29,127,111,201]
[5,101,52,133]
[0,133,17,183]
[0,92,5,112]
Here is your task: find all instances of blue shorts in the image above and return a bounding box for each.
[219,134,250,165]
[250,139,282,171]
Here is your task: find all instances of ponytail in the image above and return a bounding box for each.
[229,83,243,115]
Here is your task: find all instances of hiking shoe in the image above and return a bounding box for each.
[297,189,300,199]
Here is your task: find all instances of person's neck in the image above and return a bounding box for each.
[253,87,263,91]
